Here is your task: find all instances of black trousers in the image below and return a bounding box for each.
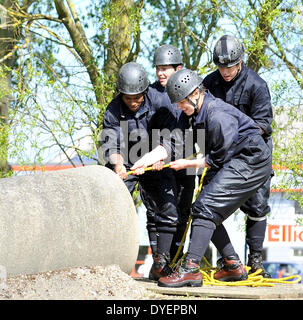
[192,135,272,226]
[188,136,272,261]
[125,168,179,233]
[205,136,273,254]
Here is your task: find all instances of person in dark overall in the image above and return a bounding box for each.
[131,69,272,287]
[100,62,179,280]
[203,35,273,278]
[150,44,196,263]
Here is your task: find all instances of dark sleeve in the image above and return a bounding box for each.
[100,108,126,164]
[205,111,239,169]
[152,95,179,160]
[250,84,273,136]
[157,94,178,131]
[202,75,211,89]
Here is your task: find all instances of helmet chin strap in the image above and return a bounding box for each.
[186,90,201,117]
[233,66,241,80]
[229,62,242,82]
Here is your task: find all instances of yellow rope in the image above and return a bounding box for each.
[126,152,198,176]
[199,263,302,287]
[169,217,192,268]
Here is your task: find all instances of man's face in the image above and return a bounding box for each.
[177,88,201,116]
[177,96,195,116]
[156,65,178,87]
[122,93,144,113]
[218,61,242,82]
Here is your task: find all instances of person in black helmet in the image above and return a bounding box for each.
[100,62,180,281]
[150,44,196,263]
[203,34,273,278]
[131,69,272,288]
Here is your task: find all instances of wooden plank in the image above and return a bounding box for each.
[136,278,303,300]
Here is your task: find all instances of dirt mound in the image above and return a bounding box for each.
[0,265,157,300]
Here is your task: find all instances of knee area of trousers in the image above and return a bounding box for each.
[192,218,216,231]
[157,225,177,233]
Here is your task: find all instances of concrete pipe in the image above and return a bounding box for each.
[0,165,139,276]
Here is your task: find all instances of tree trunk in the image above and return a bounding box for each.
[54,0,103,105]
[104,0,134,79]
[0,2,17,175]
[246,0,282,72]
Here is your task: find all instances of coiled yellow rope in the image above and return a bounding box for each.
[199,262,302,287]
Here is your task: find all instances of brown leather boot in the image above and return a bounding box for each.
[158,258,203,288]
[149,253,171,281]
[214,255,248,282]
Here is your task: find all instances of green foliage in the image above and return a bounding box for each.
[0,64,12,177]
[132,183,142,208]
[297,216,303,226]
[88,0,142,66]
[144,0,223,69]
[6,48,108,168]
[271,78,303,208]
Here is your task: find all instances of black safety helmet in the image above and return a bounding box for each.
[213,35,244,67]
[116,62,149,94]
[166,69,203,104]
[153,44,183,66]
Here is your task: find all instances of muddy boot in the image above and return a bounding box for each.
[158,258,202,288]
[214,255,248,282]
[248,252,271,278]
[149,253,171,281]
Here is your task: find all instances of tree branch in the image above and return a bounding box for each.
[54,0,102,104]
[270,31,303,89]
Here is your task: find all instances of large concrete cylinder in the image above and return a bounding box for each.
[0,165,139,276]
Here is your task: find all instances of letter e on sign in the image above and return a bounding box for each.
[268,225,280,242]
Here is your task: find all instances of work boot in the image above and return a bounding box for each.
[247,252,271,278]
[149,253,171,281]
[214,255,248,282]
[158,258,203,288]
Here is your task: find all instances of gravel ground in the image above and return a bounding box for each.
[0,265,164,300]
